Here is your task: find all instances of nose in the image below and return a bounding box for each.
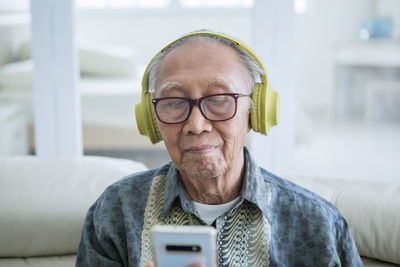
[182,105,212,135]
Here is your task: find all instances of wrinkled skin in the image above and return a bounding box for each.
[154,40,252,205]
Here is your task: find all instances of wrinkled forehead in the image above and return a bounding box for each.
[161,38,243,67]
[162,35,240,61]
[155,40,251,93]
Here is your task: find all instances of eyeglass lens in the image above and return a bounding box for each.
[155,94,237,123]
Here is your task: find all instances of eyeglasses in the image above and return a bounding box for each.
[152,93,251,124]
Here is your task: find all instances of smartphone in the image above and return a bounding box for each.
[151,225,217,267]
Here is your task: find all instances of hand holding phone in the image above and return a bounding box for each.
[151,225,216,267]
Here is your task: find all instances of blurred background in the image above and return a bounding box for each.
[0,0,399,182]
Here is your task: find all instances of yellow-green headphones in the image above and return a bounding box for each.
[135,31,279,144]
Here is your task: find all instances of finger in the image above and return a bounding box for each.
[145,261,155,267]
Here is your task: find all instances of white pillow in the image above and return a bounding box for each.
[16,38,31,61]
[79,41,139,78]
[0,156,148,257]
[0,60,32,89]
[13,39,139,78]
[0,15,30,67]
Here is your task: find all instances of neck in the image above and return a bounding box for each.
[180,152,245,205]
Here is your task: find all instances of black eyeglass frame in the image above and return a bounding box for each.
[152,93,251,124]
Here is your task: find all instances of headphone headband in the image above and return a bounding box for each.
[142,31,268,92]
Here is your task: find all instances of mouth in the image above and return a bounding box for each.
[184,145,218,155]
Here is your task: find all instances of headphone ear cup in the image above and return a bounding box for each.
[250,83,263,134]
[135,92,163,144]
[250,82,279,135]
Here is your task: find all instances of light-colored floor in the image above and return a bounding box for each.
[293,121,400,183]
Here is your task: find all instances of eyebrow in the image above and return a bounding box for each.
[205,78,235,91]
[158,81,183,94]
[158,78,234,94]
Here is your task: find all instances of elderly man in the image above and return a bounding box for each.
[76,31,362,266]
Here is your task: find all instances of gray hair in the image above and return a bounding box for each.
[147,31,265,95]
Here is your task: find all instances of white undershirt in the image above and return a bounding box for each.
[193,197,240,225]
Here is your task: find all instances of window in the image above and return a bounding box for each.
[180,0,253,8]
[77,0,253,8]
[77,0,169,8]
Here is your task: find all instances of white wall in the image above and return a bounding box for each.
[251,0,295,176]
[30,0,82,156]
[76,9,253,65]
[294,0,374,116]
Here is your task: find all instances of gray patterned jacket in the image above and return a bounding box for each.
[76,148,363,267]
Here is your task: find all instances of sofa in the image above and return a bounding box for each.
[288,176,400,266]
[0,156,148,266]
[0,156,399,266]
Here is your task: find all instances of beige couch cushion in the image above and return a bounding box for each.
[289,176,400,265]
[0,255,76,267]
[362,257,399,267]
[0,156,147,258]
[335,182,400,265]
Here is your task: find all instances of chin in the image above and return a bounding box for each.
[179,157,227,180]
